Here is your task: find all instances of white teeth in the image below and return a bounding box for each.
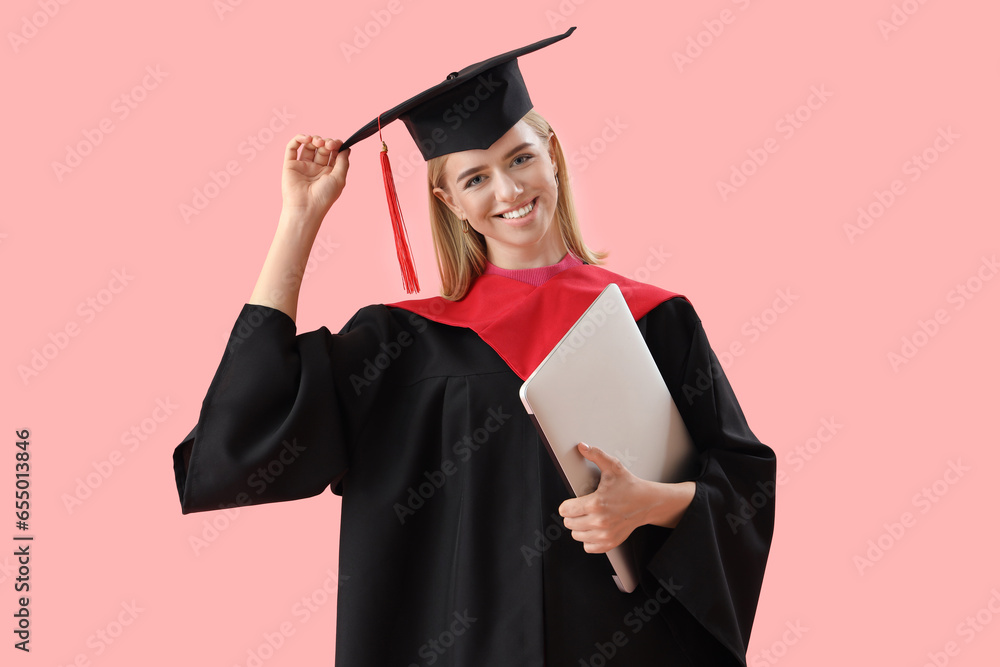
[500,199,534,219]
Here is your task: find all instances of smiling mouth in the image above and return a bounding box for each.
[495,197,537,219]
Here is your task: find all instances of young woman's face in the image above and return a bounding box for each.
[433,120,565,267]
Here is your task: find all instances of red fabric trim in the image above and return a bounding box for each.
[386,264,686,380]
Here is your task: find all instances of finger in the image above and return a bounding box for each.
[583,540,609,554]
[579,530,620,553]
[313,137,335,165]
[300,134,322,162]
[558,498,584,518]
[285,133,310,162]
[566,516,604,536]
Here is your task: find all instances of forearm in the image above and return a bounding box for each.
[248,209,323,322]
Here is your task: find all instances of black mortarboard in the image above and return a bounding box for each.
[338,26,577,293]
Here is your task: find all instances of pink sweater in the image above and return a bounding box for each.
[482,252,583,287]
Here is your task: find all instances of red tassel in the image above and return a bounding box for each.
[379,137,419,294]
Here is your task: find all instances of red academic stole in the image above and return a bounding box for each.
[386,264,686,380]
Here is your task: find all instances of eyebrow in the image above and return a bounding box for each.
[454,142,534,185]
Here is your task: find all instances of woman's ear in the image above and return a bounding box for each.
[433,185,464,220]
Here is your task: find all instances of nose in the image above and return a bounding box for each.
[493,170,524,203]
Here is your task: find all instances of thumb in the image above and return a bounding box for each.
[331,142,350,178]
[578,442,619,475]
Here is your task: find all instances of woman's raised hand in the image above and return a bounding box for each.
[248,134,350,320]
[281,134,351,222]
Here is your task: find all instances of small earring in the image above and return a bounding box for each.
[461,218,470,234]
[555,173,560,187]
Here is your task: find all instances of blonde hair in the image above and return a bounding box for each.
[427,109,607,301]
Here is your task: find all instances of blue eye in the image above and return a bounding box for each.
[463,154,534,189]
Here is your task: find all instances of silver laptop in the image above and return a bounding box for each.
[519,283,695,593]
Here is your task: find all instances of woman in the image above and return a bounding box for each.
[173,29,775,667]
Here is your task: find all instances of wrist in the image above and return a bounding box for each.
[642,480,696,529]
[278,206,325,233]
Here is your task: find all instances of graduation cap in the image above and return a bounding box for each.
[338,26,577,293]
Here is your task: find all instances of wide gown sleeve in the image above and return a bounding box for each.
[172,303,391,514]
[635,296,777,667]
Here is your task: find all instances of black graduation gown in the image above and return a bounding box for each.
[172,264,775,666]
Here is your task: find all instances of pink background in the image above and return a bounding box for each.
[3,1,998,664]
